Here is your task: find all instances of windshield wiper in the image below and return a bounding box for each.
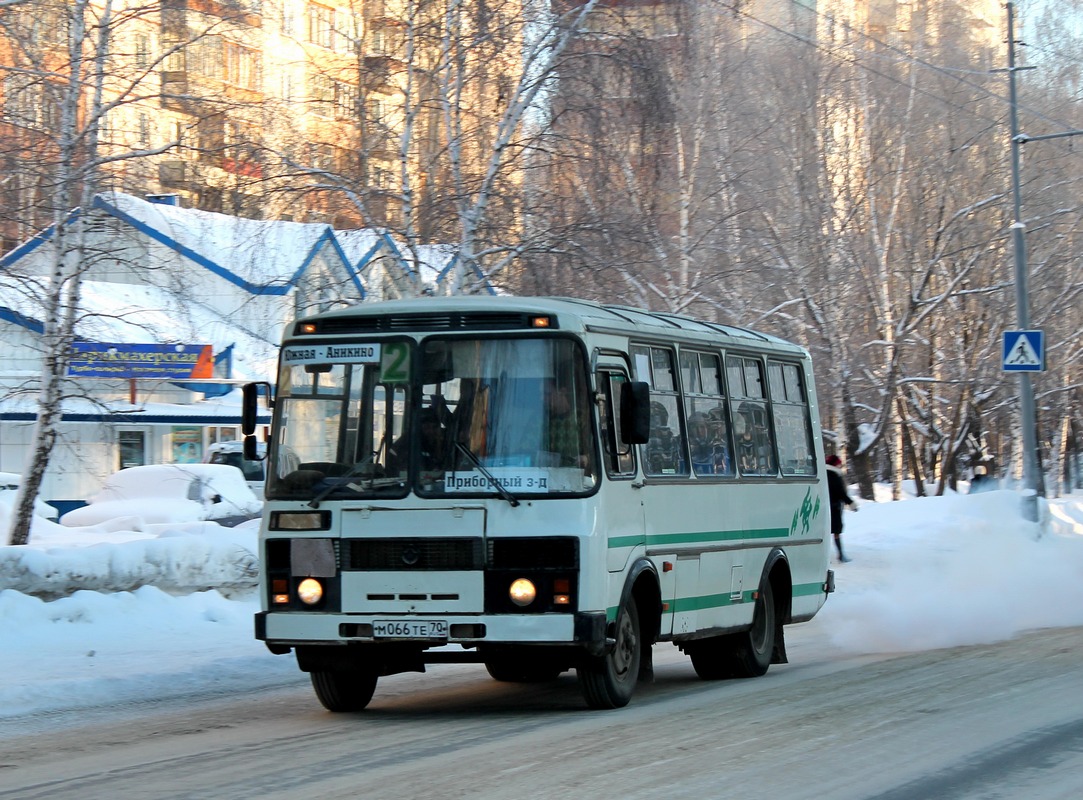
[454,442,520,507]
[308,453,377,509]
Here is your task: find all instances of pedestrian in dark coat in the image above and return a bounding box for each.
[826,454,856,562]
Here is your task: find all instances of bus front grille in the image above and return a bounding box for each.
[342,538,484,571]
[338,536,579,571]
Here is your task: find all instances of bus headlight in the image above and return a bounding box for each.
[297,578,324,605]
[509,578,536,607]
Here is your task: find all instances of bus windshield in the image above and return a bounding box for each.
[266,336,598,501]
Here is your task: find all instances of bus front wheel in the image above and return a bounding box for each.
[577,596,641,709]
[310,668,378,712]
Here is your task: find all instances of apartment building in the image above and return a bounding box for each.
[0,0,525,249]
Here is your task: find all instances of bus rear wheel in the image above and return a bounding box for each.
[578,596,641,709]
[688,637,730,680]
[310,668,378,712]
[730,579,775,677]
[689,580,776,680]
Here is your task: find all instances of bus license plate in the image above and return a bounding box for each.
[373,620,449,639]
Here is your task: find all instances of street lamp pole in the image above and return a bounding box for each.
[1004,2,1044,522]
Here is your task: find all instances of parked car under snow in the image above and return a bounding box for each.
[60,463,263,528]
[0,472,60,522]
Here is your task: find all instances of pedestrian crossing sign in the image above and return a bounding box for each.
[1002,330,1045,372]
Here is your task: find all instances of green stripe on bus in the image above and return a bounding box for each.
[606,582,825,619]
[670,591,753,612]
[608,527,790,549]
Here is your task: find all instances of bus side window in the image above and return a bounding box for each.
[632,345,688,477]
[727,355,779,477]
[681,350,732,477]
[768,361,816,476]
[598,370,636,477]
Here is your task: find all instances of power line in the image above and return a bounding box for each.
[717,0,1083,140]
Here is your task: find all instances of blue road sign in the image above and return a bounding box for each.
[1002,330,1045,372]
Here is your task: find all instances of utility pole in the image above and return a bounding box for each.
[1001,2,1083,523]
[1004,2,1043,523]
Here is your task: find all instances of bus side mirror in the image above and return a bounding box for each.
[620,381,651,444]
[241,382,272,435]
[243,436,262,462]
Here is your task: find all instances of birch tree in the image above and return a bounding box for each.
[264,0,602,294]
[1,0,233,544]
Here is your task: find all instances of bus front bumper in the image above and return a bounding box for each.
[255,610,608,655]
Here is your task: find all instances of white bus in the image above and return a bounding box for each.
[242,296,834,710]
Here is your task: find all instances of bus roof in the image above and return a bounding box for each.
[292,296,805,355]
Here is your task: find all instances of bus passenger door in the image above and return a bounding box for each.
[596,365,646,575]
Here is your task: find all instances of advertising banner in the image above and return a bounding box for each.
[171,426,203,463]
[69,343,214,379]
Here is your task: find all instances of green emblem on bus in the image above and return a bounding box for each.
[790,486,821,536]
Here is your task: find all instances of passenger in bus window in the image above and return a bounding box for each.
[737,402,776,475]
[418,408,448,471]
[736,411,758,473]
[707,407,731,474]
[448,379,485,455]
[688,412,714,475]
[647,401,682,475]
[544,379,586,468]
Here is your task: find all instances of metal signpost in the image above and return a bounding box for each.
[1001,3,1082,522]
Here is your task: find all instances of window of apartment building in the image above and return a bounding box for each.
[138,113,151,147]
[161,35,187,73]
[188,37,222,78]
[371,165,394,189]
[334,80,357,119]
[135,33,151,68]
[370,28,387,54]
[224,121,262,176]
[365,98,395,150]
[280,72,296,103]
[3,75,62,131]
[223,41,259,90]
[307,2,336,48]
[308,73,335,117]
[310,141,337,171]
[366,97,386,122]
[23,7,69,48]
[197,114,225,163]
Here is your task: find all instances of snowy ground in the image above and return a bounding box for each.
[2,486,1082,723]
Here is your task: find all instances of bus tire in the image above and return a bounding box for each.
[310,669,378,712]
[577,595,641,709]
[687,637,730,680]
[727,579,776,678]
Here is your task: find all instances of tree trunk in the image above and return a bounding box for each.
[897,396,925,497]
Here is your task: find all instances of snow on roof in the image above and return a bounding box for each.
[100,191,386,287]
[98,193,470,291]
[3,192,483,298]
